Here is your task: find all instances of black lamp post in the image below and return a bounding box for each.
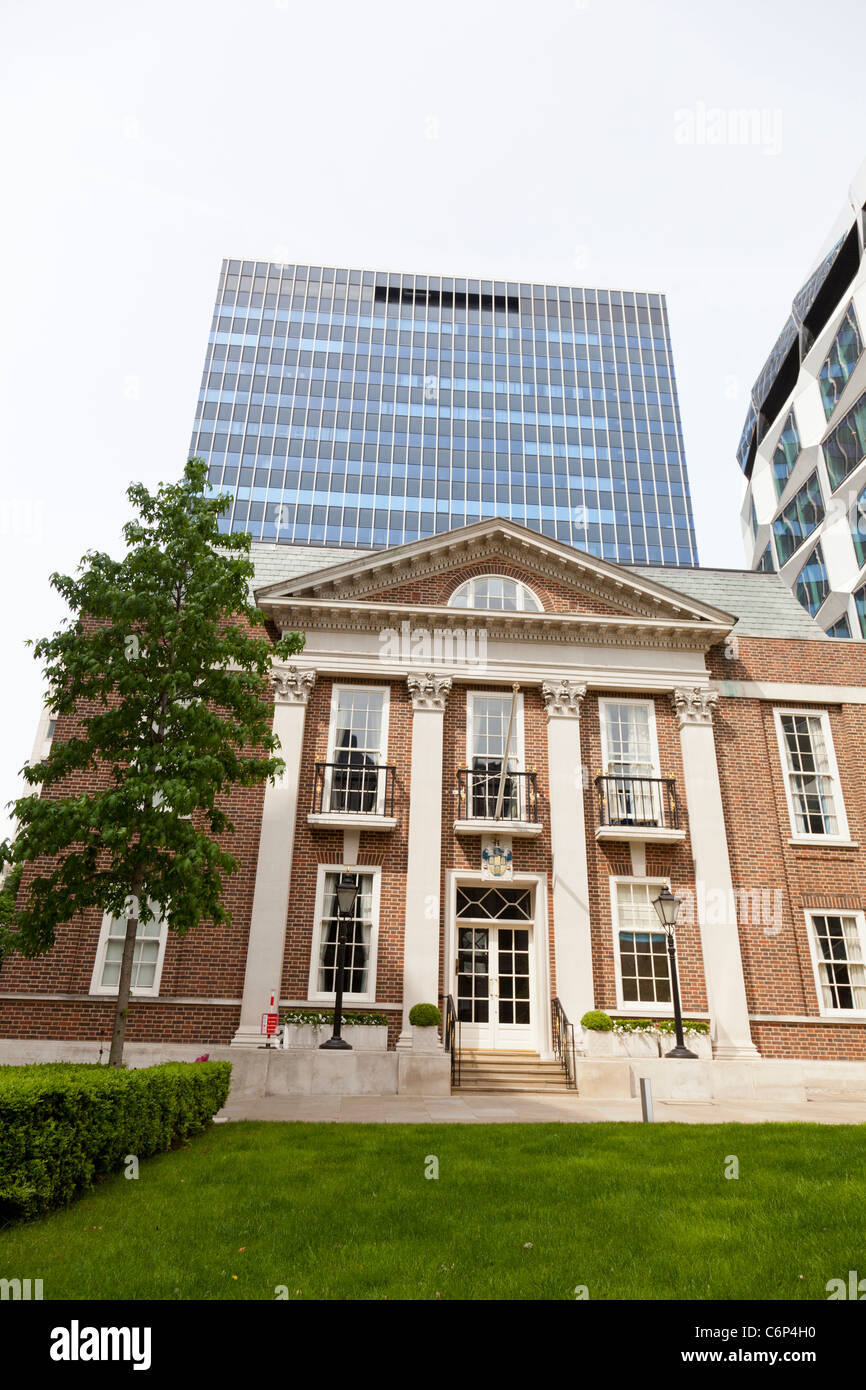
[320,871,358,1051]
[652,885,697,1060]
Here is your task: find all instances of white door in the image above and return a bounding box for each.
[455,884,536,1049]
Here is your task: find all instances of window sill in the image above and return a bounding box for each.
[596,825,686,845]
[787,837,859,849]
[307,813,396,831]
[454,818,543,838]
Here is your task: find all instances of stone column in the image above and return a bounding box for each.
[671,687,759,1059]
[232,665,316,1047]
[398,672,452,1046]
[541,680,594,1033]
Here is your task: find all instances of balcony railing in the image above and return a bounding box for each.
[595,774,679,830]
[312,761,396,817]
[457,765,539,824]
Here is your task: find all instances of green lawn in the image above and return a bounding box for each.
[1,1121,863,1300]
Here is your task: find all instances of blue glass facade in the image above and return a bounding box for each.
[190,260,699,564]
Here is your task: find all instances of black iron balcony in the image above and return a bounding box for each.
[595,774,679,830]
[457,763,539,824]
[312,760,396,817]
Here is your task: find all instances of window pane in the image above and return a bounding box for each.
[811,914,866,1010]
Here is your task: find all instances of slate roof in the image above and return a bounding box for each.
[630,566,827,640]
[246,542,827,641]
[247,544,365,595]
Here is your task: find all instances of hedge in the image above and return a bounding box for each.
[0,1060,231,1224]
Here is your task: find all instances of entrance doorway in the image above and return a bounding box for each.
[455,885,535,1049]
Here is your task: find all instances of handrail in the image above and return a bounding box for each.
[312,761,396,816]
[551,997,577,1089]
[456,767,539,822]
[595,774,679,829]
[442,994,461,1089]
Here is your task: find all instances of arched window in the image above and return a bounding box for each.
[448,575,543,612]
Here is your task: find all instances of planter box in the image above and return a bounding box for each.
[581,1029,711,1058]
[280,1023,388,1052]
[658,1031,712,1059]
[581,1029,660,1058]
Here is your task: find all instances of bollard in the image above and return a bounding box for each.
[639,1076,653,1123]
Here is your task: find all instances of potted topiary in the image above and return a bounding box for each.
[408,1002,443,1051]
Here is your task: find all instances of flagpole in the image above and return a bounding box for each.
[493,684,520,820]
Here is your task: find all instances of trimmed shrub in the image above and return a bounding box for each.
[0,1060,231,1224]
[580,1010,614,1031]
[656,1018,709,1035]
[280,1010,389,1028]
[408,1003,442,1027]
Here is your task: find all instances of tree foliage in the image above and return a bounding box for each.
[0,459,303,1060]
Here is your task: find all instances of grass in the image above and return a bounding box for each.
[0,1121,864,1300]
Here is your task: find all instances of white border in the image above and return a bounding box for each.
[772,707,850,843]
[307,863,382,1004]
[804,907,866,1020]
[609,875,674,1015]
[89,904,168,998]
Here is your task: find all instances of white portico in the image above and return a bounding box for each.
[247,518,757,1073]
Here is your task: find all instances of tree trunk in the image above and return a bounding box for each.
[108,872,144,1068]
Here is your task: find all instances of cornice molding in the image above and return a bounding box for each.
[259,597,727,652]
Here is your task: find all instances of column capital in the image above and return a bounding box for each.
[541,679,587,719]
[271,664,317,705]
[407,671,452,711]
[670,686,719,728]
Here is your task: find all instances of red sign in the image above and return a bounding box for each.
[261,1011,278,1036]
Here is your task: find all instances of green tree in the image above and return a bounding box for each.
[0,862,23,964]
[0,459,303,1065]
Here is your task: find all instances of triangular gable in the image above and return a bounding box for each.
[254,517,734,630]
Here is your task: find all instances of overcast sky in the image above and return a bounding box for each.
[1,0,864,839]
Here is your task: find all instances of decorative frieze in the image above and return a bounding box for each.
[406,672,453,711]
[271,665,316,705]
[541,679,587,719]
[670,686,719,728]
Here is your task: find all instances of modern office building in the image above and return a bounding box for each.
[739,158,866,637]
[189,262,699,565]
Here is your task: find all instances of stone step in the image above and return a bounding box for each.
[459,1064,566,1078]
[459,1080,571,1091]
[455,1048,572,1092]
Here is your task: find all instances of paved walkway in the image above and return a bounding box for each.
[217,1092,866,1125]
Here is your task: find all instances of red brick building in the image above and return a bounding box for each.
[3,519,866,1089]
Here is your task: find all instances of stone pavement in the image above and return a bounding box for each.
[216,1091,866,1125]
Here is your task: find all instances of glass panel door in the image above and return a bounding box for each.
[457,923,534,1049]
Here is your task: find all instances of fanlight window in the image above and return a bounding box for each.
[449,576,542,611]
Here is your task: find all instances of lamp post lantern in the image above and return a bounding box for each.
[319,871,358,1051]
[652,885,698,1060]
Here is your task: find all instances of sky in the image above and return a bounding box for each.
[1,0,865,839]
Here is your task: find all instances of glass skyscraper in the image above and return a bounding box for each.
[738,157,866,637]
[190,260,698,565]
